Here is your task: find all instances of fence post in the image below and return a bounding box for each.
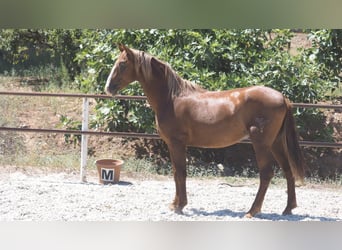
[80,97,89,182]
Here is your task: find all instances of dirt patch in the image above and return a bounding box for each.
[0,169,340,221]
[0,78,136,163]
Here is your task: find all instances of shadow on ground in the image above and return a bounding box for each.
[189,208,339,221]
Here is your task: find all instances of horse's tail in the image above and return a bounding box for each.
[280,99,305,184]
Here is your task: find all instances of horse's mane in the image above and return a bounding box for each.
[131,48,205,99]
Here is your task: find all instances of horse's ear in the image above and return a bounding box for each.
[118,44,125,52]
[118,44,134,61]
[118,43,130,52]
[151,57,165,76]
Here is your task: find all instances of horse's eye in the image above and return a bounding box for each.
[119,62,126,71]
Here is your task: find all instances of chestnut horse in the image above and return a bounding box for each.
[105,44,305,217]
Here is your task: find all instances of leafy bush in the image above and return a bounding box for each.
[308,29,342,85]
[74,29,339,137]
[73,29,340,179]
[0,29,82,82]
[1,29,341,178]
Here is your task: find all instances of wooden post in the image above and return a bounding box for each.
[80,97,89,182]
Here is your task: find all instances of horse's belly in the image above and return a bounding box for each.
[186,124,248,148]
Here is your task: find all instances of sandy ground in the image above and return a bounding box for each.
[0,169,340,221]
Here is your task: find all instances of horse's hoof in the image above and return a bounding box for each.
[169,203,184,214]
[174,209,184,215]
[245,208,260,218]
[244,213,253,218]
[282,203,296,215]
[282,209,293,215]
[169,203,176,211]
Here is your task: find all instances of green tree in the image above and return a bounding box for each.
[74,29,339,135]
[0,29,82,81]
[307,29,341,93]
[1,29,340,178]
[1,29,340,140]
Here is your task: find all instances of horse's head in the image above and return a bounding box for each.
[105,44,137,96]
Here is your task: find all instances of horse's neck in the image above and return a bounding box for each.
[139,66,204,113]
[140,77,171,114]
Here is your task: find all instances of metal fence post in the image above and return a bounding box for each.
[80,97,89,182]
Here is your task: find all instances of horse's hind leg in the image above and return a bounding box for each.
[271,136,297,215]
[245,126,276,218]
[246,114,294,218]
[245,146,274,218]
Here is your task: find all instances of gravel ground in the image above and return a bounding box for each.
[0,170,341,221]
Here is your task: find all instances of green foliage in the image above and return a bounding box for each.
[1,29,341,179]
[57,115,82,146]
[73,29,340,138]
[0,29,82,82]
[307,29,342,94]
[1,29,340,141]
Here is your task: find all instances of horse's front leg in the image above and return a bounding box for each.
[167,141,187,214]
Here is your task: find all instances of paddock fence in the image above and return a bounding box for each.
[0,91,341,181]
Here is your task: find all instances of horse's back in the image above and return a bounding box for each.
[169,88,245,147]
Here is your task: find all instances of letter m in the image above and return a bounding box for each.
[101,168,114,181]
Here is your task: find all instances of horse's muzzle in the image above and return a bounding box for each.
[105,81,120,96]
